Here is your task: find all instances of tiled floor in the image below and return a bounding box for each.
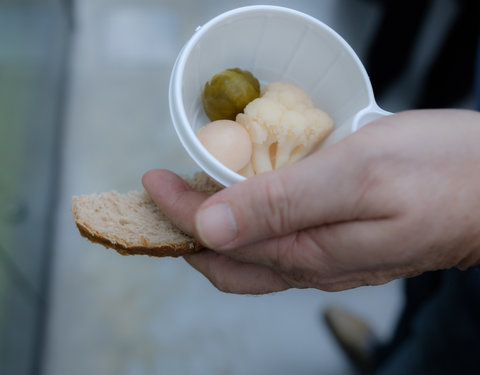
[44,1,404,374]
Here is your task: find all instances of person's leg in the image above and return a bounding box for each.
[374,269,480,375]
[323,271,443,373]
[373,271,443,368]
[476,37,480,110]
[415,0,480,108]
[366,0,432,98]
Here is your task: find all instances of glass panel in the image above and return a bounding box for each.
[0,0,70,374]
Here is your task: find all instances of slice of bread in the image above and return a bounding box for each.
[72,172,222,257]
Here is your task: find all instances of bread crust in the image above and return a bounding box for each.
[75,221,203,257]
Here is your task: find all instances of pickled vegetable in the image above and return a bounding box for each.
[236,82,334,175]
[196,120,252,172]
[202,68,260,121]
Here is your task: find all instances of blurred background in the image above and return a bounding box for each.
[0,0,476,374]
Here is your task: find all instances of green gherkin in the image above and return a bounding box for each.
[202,68,260,121]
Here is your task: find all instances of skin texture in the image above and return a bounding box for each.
[143,109,480,295]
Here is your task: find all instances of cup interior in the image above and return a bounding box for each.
[170,6,375,186]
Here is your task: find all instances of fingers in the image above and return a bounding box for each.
[184,250,290,294]
[194,138,386,250]
[142,169,291,293]
[183,219,408,293]
[142,169,208,238]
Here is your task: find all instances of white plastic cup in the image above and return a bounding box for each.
[169,5,391,186]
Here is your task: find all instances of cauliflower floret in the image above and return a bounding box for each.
[236,82,333,175]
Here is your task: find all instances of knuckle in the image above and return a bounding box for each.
[204,256,238,294]
[270,232,330,289]
[214,281,234,294]
[269,235,301,277]
[260,174,291,235]
[208,271,233,293]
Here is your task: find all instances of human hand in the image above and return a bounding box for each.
[143,109,480,294]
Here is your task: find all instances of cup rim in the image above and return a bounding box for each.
[169,5,375,186]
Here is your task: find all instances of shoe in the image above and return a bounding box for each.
[323,306,379,373]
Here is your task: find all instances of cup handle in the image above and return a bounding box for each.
[352,103,392,131]
[321,104,392,148]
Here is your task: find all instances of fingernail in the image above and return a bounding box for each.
[196,203,237,249]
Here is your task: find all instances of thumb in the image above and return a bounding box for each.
[194,142,373,250]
